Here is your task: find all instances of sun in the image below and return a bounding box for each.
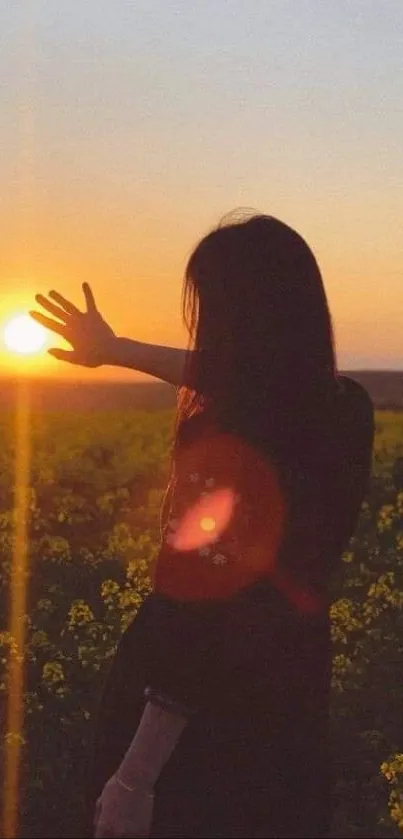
[3,314,47,355]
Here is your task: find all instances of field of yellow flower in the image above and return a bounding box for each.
[0,407,402,837]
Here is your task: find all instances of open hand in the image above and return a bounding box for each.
[94,775,154,838]
[30,283,117,367]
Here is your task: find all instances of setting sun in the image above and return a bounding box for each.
[3,315,47,356]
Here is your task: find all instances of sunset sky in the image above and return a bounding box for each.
[1,1,402,380]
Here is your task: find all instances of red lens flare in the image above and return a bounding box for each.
[154,426,288,602]
[271,567,324,617]
[155,426,324,614]
[168,487,236,552]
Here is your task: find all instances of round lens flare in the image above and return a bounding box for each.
[171,488,235,552]
[3,315,47,355]
[200,516,217,533]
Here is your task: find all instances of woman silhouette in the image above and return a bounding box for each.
[31,213,374,838]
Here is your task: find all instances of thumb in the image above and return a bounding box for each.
[48,348,78,363]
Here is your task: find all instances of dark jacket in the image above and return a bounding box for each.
[90,376,374,838]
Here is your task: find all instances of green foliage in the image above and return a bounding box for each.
[328,415,403,838]
[0,406,402,837]
[0,408,174,837]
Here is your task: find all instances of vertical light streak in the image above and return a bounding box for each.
[3,379,31,839]
[4,2,38,827]
[4,5,39,827]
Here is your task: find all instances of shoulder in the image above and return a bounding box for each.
[335,375,374,437]
[316,377,374,485]
[337,375,373,410]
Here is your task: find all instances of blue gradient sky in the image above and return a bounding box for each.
[1,1,402,378]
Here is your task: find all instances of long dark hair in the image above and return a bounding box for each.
[175,211,337,453]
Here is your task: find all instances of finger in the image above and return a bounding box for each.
[48,348,78,363]
[48,289,81,317]
[29,311,67,338]
[35,294,70,323]
[83,282,98,313]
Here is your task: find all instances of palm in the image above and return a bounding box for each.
[30,284,116,367]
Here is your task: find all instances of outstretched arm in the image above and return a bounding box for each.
[94,700,188,838]
[108,336,187,387]
[30,283,190,387]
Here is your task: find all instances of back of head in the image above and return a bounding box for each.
[176,211,337,457]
